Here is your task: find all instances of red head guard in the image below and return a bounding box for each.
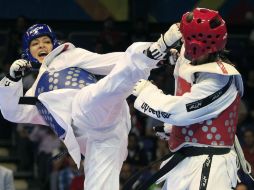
[180,8,227,60]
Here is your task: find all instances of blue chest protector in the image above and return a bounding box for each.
[35,67,97,139]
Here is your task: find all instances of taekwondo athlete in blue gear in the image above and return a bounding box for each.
[21,24,98,139]
[22,24,60,65]
[0,23,182,190]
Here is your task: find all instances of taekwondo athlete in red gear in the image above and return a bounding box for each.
[133,8,245,190]
[0,23,181,190]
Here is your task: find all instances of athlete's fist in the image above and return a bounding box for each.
[169,48,180,65]
[157,23,182,52]
[9,59,32,79]
[163,23,182,47]
[153,123,172,141]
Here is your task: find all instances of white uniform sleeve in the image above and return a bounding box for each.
[134,73,239,126]
[72,42,158,128]
[56,42,157,76]
[0,77,47,125]
[56,47,126,76]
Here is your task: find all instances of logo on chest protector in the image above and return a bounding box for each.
[35,67,97,138]
[187,101,202,111]
[186,76,233,112]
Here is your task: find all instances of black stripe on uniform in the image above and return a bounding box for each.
[186,76,233,112]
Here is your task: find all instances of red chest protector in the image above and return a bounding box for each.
[169,76,240,151]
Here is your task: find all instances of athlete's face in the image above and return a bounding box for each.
[29,36,53,63]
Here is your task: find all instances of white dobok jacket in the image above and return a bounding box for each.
[134,47,244,150]
[0,42,158,167]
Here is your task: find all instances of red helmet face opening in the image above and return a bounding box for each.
[180,8,227,60]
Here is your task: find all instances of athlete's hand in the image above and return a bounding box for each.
[9,59,32,79]
[163,23,182,47]
[169,48,180,65]
[153,123,172,141]
[156,23,182,52]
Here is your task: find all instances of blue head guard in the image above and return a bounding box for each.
[21,24,60,65]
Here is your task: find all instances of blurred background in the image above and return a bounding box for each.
[0,0,254,190]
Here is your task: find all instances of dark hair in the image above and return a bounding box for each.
[191,50,233,66]
[244,128,254,135]
[218,50,233,65]
[208,50,232,64]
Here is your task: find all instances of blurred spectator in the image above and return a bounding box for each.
[15,124,35,171]
[236,99,249,143]
[237,169,254,190]
[235,182,249,190]
[0,67,4,79]
[70,175,85,190]
[238,100,249,126]
[58,154,81,190]
[142,136,157,163]
[247,11,254,47]
[238,127,254,189]
[120,162,133,189]
[121,160,161,190]
[128,17,150,43]
[3,16,29,66]
[126,133,149,166]
[147,164,163,190]
[70,173,85,190]
[0,62,11,78]
[29,126,62,190]
[242,129,254,174]
[128,98,146,136]
[96,17,124,53]
[245,70,254,118]
[50,147,69,190]
[0,165,15,190]
[250,29,254,46]
[156,140,169,159]
[0,112,16,140]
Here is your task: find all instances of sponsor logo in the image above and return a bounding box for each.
[205,156,211,167]
[211,91,222,101]
[187,101,202,111]
[201,176,208,187]
[29,26,44,35]
[141,102,171,119]
[4,81,11,86]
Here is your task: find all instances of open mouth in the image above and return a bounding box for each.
[38,51,48,58]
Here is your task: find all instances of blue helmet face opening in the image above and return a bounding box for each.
[21,24,60,64]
